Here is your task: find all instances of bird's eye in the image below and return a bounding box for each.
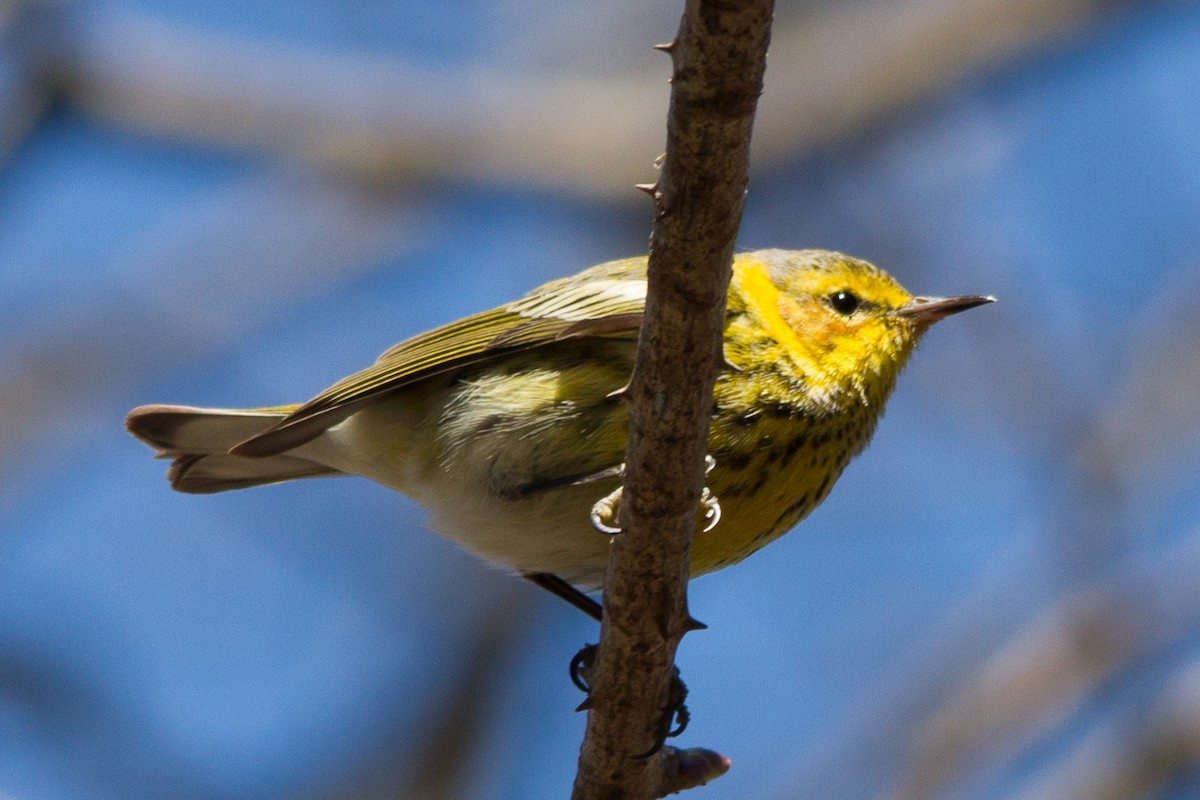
[828,290,860,315]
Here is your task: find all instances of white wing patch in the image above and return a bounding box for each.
[507,278,646,321]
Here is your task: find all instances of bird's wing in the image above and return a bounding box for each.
[230,260,648,457]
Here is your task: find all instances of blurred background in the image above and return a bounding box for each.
[2,0,1199,798]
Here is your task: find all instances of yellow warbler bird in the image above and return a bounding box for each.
[127,249,991,608]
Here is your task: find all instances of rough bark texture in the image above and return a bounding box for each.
[570,1,774,798]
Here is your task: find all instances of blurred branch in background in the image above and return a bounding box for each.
[1012,658,1200,800]
[23,0,1119,196]
[328,582,534,800]
[0,173,424,511]
[1080,262,1200,505]
[886,533,1200,800]
[0,1,63,164]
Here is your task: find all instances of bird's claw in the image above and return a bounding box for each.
[570,643,597,693]
[590,486,624,535]
[633,666,691,759]
[699,486,721,533]
[569,643,691,759]
[699,455,720,533]
[590,455,720,535]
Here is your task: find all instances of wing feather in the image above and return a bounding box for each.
[231,259,648,458]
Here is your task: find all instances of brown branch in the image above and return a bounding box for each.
[569,2,774,799]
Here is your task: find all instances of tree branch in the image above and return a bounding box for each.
[570,1,774,798]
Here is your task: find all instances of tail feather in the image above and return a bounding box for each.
[126,404,341,494]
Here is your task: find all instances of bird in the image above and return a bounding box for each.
[127,249,992,609]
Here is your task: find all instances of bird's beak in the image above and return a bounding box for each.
[895,294,995,326]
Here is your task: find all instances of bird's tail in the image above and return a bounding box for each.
[125,405,341,494]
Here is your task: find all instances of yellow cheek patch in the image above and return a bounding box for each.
[734,261,812,356]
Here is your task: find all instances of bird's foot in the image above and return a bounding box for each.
[590,485,624,535]
[569,643,691,758]
[589,455,721,535]
[696,455,721,533]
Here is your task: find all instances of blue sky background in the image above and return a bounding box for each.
[2,1,1199,798]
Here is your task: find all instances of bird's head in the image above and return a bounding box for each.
[730,249,993,408]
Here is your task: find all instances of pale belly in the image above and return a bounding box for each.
[300,378,625,589]
[299,380,868,590]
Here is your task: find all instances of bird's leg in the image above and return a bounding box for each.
[522,571,700,754]
[522,571,602,621]
[589,455,722,535]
